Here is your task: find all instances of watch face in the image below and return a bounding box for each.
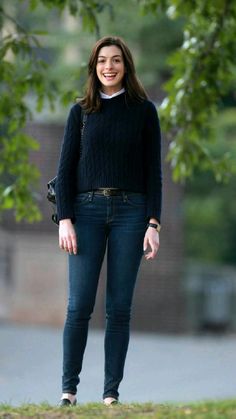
[155,223,161,232]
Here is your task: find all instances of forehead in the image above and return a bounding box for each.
[98,45,122,57]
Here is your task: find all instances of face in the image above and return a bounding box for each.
[96,45,125,95]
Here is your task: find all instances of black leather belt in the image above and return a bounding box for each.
[93,188,123,196]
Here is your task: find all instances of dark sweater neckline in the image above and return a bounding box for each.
[101,91,126,101]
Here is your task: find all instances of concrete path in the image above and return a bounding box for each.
[0,323,236,406]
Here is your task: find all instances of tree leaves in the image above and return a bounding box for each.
[0,4,58,222]
[142,0,236,182]
[0,0,107,222]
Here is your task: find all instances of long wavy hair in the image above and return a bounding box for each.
[79,36,148,112]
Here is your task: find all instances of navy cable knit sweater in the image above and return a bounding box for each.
[56,92,162,223]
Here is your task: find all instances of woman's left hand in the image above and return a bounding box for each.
[143,228,160,260]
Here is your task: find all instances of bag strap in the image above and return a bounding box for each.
[80,108,87,137]
[79,108,87,158]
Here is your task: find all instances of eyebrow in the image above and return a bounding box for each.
[98,54,122,58]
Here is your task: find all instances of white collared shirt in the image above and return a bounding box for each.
[100,88,125,99]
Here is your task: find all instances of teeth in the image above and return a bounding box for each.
[104,74,116,77]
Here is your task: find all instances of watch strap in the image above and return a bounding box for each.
[147,222,161,232]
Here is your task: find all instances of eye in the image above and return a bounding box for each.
[97,59,105,64]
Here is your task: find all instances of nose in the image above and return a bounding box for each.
[105,59,113,70]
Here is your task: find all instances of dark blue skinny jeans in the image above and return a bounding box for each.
[62,191,147,400]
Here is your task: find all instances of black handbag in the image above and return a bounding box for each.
[47,109,87,225]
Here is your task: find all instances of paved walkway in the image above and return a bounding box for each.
[0,323,236,406]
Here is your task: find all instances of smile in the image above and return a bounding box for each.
[103,73,117,79]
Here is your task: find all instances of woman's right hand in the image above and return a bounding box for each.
[59,219,77,255]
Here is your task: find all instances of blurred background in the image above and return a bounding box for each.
[0,0,236,405]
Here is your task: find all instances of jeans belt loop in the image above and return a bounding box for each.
[88,191,93,201]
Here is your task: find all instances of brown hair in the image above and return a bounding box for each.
[79,36,148,112]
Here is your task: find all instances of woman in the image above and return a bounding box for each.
[56,36,162,407]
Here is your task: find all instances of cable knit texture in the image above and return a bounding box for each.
[56,92,162,222]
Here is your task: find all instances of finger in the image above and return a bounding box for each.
[145,241,158,259]
[65,235,76,255]
[143,236,148,252]
[145,246,158,260]
[68,246,73,254]
[59,237,64,250]
[145,253,155,260]
[63,239,69,252]
[65,238,72,251]
[71,235,77,255]
[149,240,156,256]
[67,239,75,254]
[59,233,63,247]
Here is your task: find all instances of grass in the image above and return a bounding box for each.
[0,400,236,419]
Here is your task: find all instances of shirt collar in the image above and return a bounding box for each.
[100,88,125,99]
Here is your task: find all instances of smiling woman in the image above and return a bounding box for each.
[80,36,148,113]
[96,45,125,95]
[55,35,162,407]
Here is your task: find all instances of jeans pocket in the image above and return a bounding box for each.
[125,193,147,207]
[74,192,92,206]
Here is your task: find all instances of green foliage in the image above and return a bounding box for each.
[184,109,236,265]
[0,0,107,222]
[98,1,183,90]
[141,0,236,182]
[0,5,57,221]
[0,132,41,222]
[28,0,111,36]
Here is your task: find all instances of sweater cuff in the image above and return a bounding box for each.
[57,211,75,224]
[147,216,161,224]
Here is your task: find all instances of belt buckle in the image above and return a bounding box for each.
[103,189,111,196]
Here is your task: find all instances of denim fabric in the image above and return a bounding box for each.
[62,191,147,399]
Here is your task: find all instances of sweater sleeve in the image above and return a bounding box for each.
[144,101,162,223]
[55,104,82,222]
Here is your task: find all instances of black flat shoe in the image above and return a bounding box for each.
[58,398,77,407]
